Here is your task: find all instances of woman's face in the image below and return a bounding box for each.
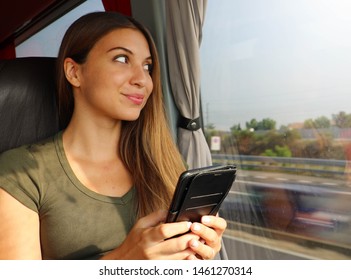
[71,28,153,123]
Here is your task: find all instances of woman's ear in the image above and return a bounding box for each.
[64,58,81,88]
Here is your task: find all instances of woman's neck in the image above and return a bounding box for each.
[62,114,123,163]
[62,115,133,197]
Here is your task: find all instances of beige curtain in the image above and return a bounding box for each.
[165,1,228,259]
[166,0,212,169]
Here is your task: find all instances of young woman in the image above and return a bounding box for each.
[0,12,226,260]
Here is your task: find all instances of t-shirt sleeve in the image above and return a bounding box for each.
[0,146,41,213]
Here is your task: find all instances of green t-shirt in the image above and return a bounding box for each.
[0,132,136,259]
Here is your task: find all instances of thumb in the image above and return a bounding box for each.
[135,210,168,228]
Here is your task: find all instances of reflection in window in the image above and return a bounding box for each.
[16,1,105,57]
[201,0,351,259]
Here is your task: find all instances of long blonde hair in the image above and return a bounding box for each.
[56,12,185,218]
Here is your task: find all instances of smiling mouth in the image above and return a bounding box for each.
[125,94,144,105]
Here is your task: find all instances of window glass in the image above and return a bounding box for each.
[16,0,105,57]
[201,0,351,259]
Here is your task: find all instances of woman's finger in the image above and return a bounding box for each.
[153,232,199,256]
[202,215,227,233]
[189,239,215,260]
[190,215,226,246]
[187,215,227,259]
[151,221,192,241]
[136,219,193,244]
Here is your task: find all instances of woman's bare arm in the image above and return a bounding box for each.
[0,189,42,259]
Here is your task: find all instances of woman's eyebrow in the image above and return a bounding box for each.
[107,46,133,54]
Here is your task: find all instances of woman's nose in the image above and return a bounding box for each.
[130,65,148,87]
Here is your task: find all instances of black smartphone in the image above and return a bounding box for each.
[166,164,236,223]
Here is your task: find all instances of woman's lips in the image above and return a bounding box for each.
[125,94,144,105]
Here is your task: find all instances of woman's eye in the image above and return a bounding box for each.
[115,55,128,64]
[144,63,153,74]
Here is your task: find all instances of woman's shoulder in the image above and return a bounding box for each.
[0,144,35,170]
[0,133,61,212]
[0,132,60,170]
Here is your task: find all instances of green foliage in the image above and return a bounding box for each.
[203,111,351,160]
[275,145,292,157]
[304,119,314,129]
[258,118,276,130]
[304,116,331,129]
[332,111,351,128]
[245,119,258,130]
[314,116,331,128]
[231,129,256,155]
[230,123,241,132]
[262,149,276,157]
[262,145,292,157]
[245,118,276,131]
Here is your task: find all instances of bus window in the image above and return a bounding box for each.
[201,0,351,259]
[16,1,105,57]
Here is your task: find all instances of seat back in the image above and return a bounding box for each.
[0,57,59,153]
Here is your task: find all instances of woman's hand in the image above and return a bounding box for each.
[187,215,227,260]
[101,210,199,260]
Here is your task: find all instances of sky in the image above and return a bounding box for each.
[200,0,351,130]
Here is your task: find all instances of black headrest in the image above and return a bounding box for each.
[0,57,60,153]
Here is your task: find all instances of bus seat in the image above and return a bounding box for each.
[0,57,59,153]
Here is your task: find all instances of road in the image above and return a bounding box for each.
[220,170,351,259]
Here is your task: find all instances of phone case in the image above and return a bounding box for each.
[166,165,236,223]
